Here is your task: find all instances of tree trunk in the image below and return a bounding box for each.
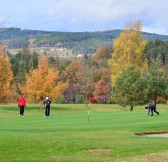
[154,95,157,106]
[130,100,133,111]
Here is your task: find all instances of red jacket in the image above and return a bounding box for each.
[18,97,26,106]
[89,97,94,103]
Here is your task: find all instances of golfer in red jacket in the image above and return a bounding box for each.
[89,96,94,103]
[18,96,26,117]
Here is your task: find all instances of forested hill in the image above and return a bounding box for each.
[0,27,168,54]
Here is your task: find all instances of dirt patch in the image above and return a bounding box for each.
[136,132,168,137]
[84,148,112,153]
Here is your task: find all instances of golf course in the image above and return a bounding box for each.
[0,103,168,162]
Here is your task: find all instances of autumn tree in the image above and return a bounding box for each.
[0,47,13,103]
[92,45,111,62]
[109,21,147,85]
[62,60,82,101]
[93,67,111,103]
[20,55,67,102]
[77,56,97,102]
[78,66,96,102]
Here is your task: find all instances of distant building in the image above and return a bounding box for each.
[77,54,83,57]
[56,48,64,51]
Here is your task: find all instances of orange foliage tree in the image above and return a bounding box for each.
[0,47,13,103]
[20,55,67,102]
[92,45,111,61]
[62,60,82,99]
[93,67,111,103]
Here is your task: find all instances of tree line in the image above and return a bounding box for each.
[0,21,168,107]
[1,27,168,55]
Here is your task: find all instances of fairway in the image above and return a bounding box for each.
[0,104,168,162]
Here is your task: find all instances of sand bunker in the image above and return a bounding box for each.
[136,133,168,137]
[143,133,168,137]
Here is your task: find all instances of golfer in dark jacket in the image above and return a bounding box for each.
[43,97,51,117]
[146,103,159,116]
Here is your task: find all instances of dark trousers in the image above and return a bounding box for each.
[20,106,24,116]
[148,108,159,116]
[153,107,159,115]
[45,106,50,116]
[148,108,153,115]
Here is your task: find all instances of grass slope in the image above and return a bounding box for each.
[0,104,168,162]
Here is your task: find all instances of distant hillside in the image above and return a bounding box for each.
[0,27,168,55]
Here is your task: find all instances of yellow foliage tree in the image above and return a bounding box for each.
[0,47,13,103]
[28,38,36,44]
[21,55,67,102]
[108,21,148,85]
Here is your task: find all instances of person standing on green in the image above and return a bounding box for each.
[43,97,51,117]
[17,96,26,117]
[103,96,107,104]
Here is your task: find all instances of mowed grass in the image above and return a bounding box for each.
[0,104,168,162]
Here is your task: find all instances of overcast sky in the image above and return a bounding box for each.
[0,0,168,35]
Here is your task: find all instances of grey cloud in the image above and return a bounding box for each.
[1,0,168,34]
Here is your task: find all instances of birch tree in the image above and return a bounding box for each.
[109,21,147,85]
